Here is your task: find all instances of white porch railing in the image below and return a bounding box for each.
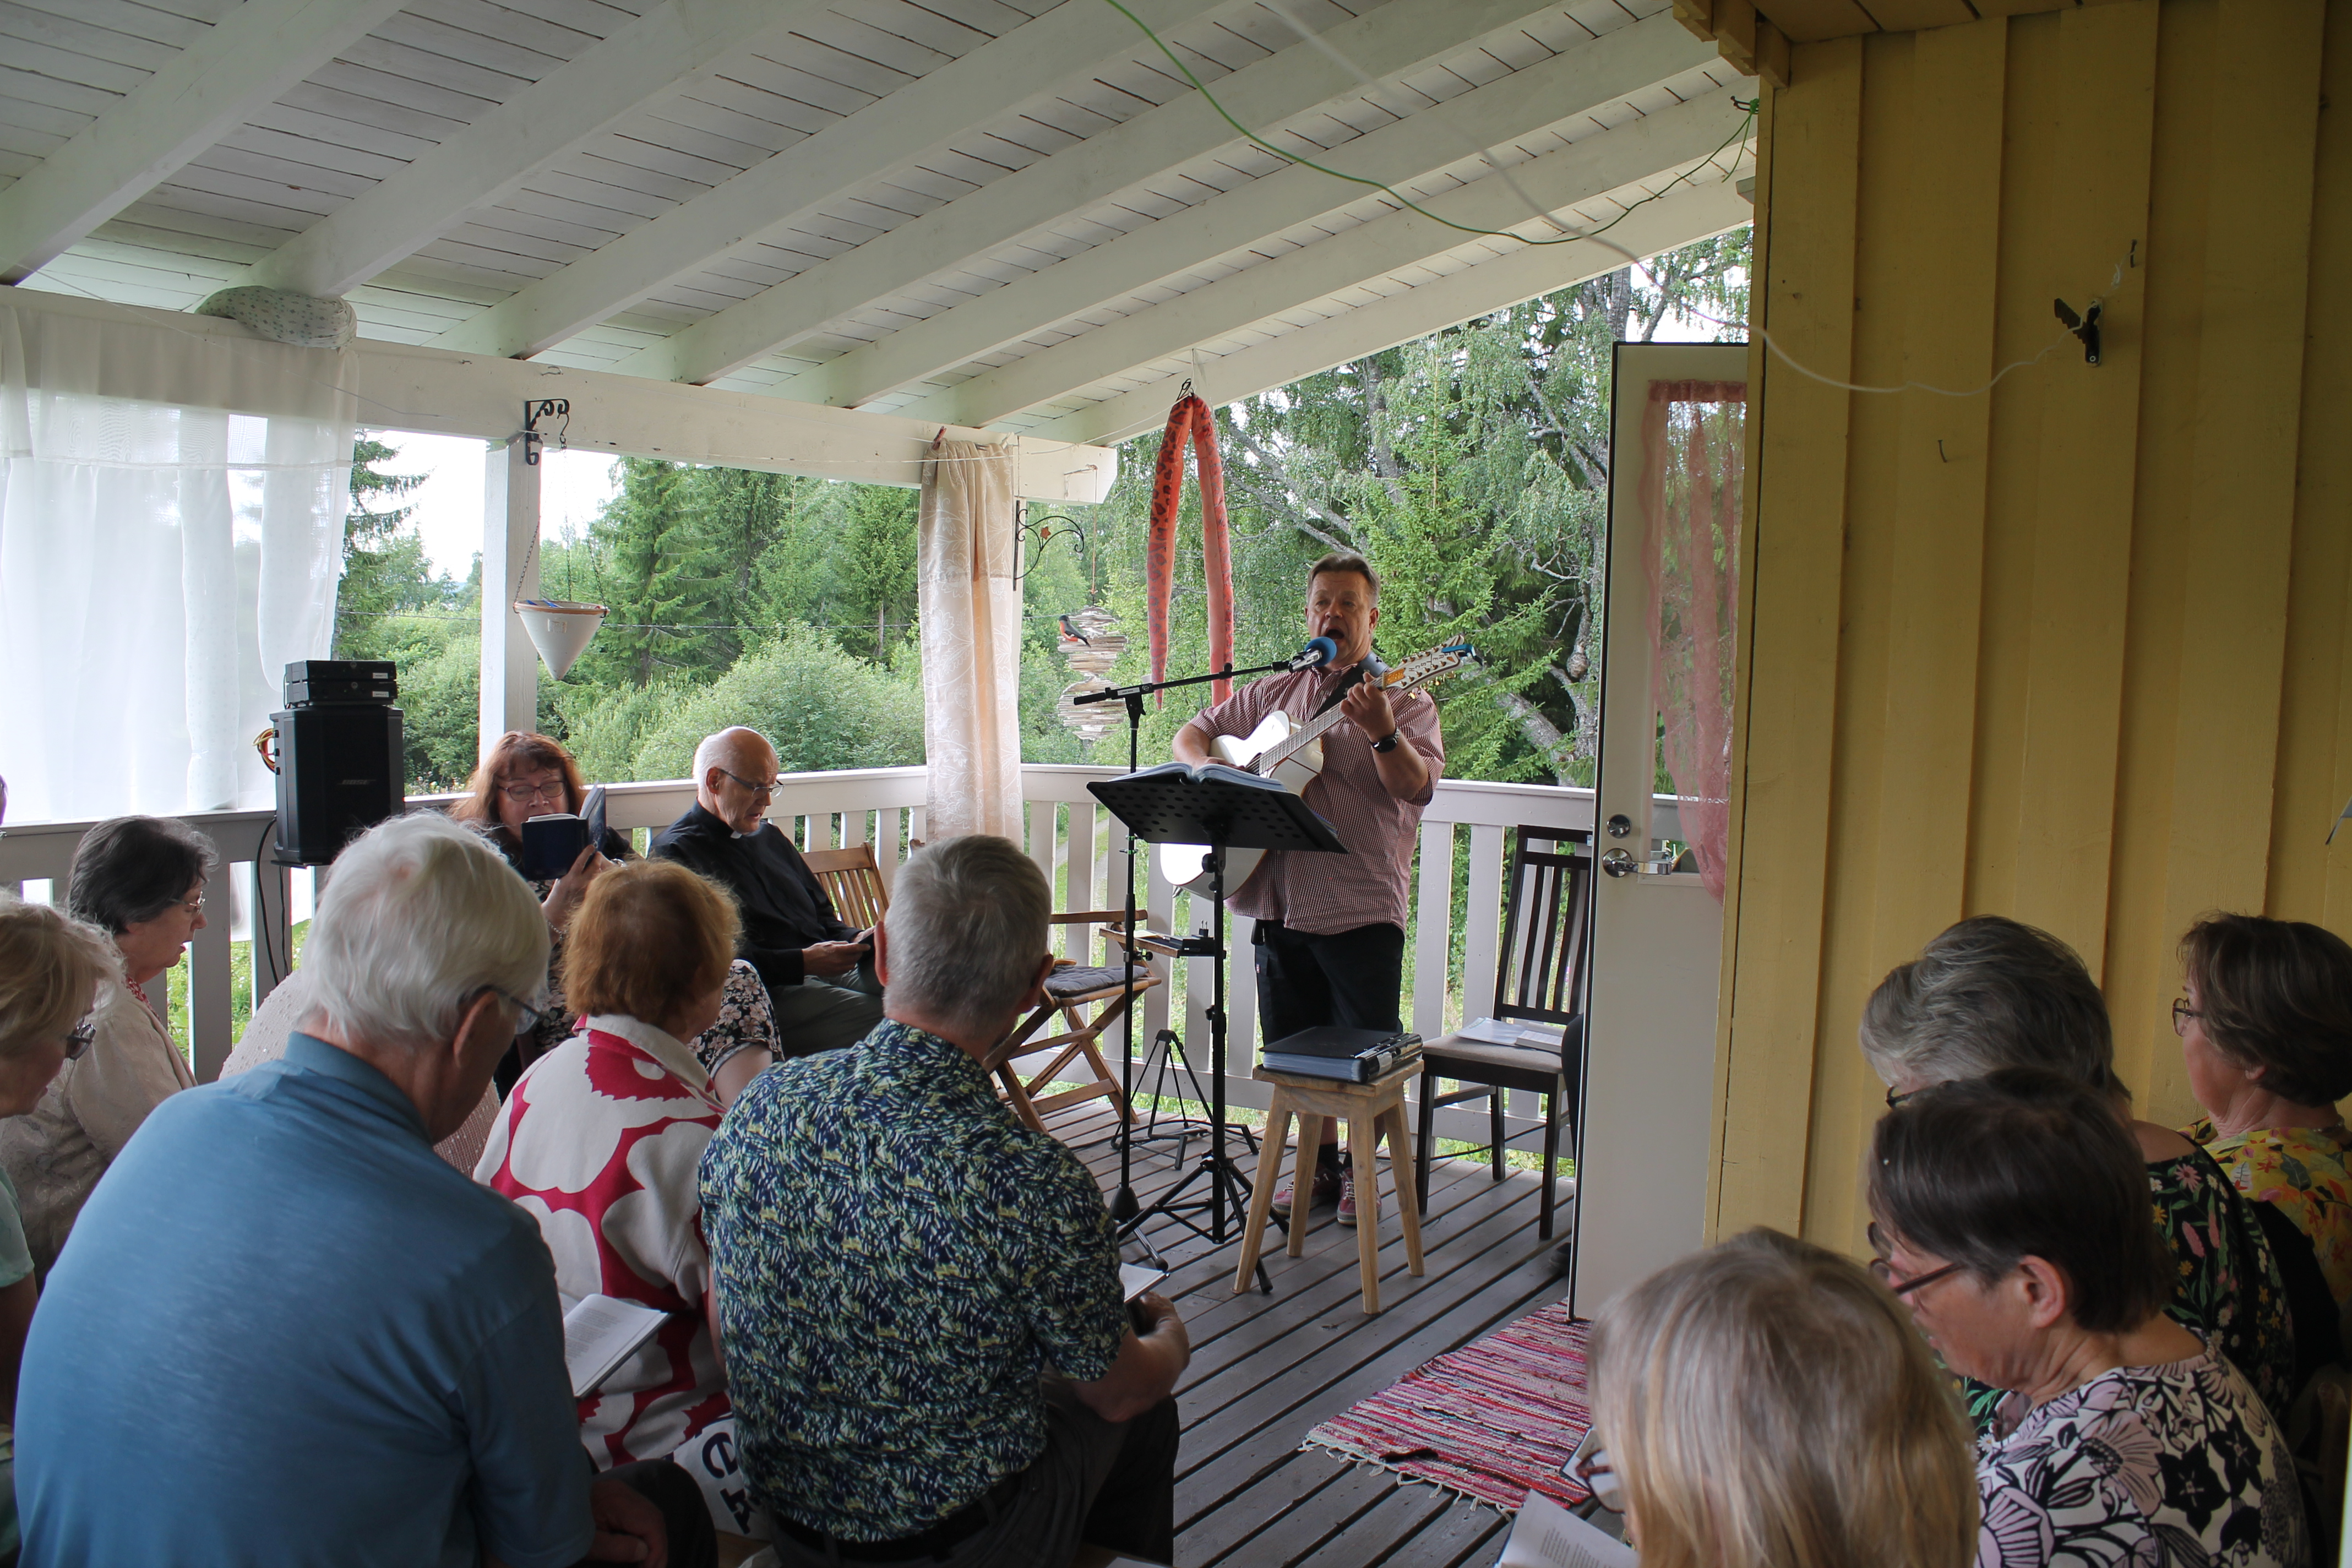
[0,765,1681,1148]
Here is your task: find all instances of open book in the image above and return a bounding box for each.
[1500,1489,1635,1568]
[563,1294,669,1398]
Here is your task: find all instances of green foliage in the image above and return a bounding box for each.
[560,626,923,780]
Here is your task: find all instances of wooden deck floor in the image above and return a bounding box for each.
[1053,1102,1573,1568]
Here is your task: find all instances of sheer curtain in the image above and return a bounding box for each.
[917,439,1022,841]
[0,302,355,824]
[1641,379,1746,901]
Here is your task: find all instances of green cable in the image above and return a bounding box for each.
[1098,0,1758,248]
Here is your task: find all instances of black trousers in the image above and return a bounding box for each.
[1254,920,1406,1150]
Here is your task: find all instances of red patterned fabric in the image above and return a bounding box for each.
[1145,394,1235,703]
[1303,1303,1593,1511]
[477,1020,728,1469]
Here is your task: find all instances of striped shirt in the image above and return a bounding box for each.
[1193,661,1444,935]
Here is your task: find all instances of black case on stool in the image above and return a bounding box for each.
[273,704,405,865]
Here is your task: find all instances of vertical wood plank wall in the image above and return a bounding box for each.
[1709,0,2352,1251]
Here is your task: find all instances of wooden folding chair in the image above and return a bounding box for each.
[982,913,1161,1134]
[804,844,888,930]
[1413,825,1593,1239]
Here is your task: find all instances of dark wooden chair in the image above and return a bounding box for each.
[1414,825,1593,1239]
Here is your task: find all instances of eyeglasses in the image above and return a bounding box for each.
[1884,1086,1914,1110]
[472,986,552,1038]
[499,780,567,807]
[717,768,780,800]
[63,1014,95,1061]
[2172,998,2202,1036]
[177,891,205,916]
[1866,1222,1967,1297]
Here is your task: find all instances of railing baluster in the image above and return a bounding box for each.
[1462,824,1506,1027]
[189,857,235,1084]
[1066,801,1095,962]
[1412,821,1454,1041]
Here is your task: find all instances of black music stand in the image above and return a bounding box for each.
[1089,765,1345,1293]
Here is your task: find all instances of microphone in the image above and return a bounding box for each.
[1286,636,1340,671]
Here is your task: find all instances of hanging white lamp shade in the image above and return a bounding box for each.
[514,600,607,680]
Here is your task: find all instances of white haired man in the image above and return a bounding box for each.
[650,726,881,1056]
[703,835,1188,1567]
[15,812,711,1568]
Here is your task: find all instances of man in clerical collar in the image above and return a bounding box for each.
[650,726,881,1057]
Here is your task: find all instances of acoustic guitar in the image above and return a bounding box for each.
[1157,641,1474,896]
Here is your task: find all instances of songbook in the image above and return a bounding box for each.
[563,1293,669,1398]
[1499,1488,1636,1568]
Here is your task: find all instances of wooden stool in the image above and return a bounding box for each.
[1232,1062,1425,1314]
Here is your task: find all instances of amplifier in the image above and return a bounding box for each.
[283,660,398,707]
[273,705,405,865]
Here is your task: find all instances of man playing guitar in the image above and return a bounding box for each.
[1173,553,1445,1226]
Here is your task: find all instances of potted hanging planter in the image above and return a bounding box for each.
[513,599,607,680]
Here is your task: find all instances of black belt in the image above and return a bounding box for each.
[776,1469,1025,1562]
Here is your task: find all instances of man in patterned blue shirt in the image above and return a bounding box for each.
[702,835,1188,1566]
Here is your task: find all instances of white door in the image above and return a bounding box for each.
[1570,341,1747,1315]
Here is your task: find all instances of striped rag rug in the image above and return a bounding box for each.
[1301,1302,1594,1513]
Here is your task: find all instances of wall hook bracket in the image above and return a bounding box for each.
[520,398,570,465]
[2053,299,2101,366]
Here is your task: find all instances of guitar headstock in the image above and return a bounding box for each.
[1383,642,1476,693]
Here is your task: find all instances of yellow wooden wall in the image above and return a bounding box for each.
[1709,0,2352,1250]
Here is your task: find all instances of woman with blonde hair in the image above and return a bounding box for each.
[477,857,767,1540]
[1587,1226,1978,1568]
[0,894,119,1559]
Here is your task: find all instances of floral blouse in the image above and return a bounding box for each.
[2188,1118,2352,1306]
[1965,1149,2295,1433]
[1974,1342,2305,1568]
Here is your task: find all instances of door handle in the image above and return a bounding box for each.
[1602,849,1636,878]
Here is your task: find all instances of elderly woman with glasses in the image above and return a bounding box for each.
[451,731,780,1103]
[1860,914,2297,1429]
[1586,1227,1979,1568]
[479,858,766,1540]
[1872,1069,2309,1568]
[0,815,217,1278]
[2173,915,2352,1308]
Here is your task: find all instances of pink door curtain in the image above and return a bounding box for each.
[1640,379,1747,902]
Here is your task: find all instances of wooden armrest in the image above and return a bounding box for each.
[1052,910,1127,924]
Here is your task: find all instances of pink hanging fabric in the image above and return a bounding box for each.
[1640,380,1747,902]
[1144,394,1235,704]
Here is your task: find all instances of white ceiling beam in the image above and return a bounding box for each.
[911,88,1747,427]
[774,13,1716,411]
[237,0,830,299]
[608,0,1580,388]
[1017,175,1751,448]
[431,0,1253,360]
[0,284,1115,499]
[0,0,411,283]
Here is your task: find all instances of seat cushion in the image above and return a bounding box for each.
[1043,965,1152,1001]
[1420,1035,1566,1077]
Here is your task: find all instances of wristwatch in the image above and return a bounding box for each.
[1372,729,1401,754]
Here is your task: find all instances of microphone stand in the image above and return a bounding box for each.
[1074,651,1318,1224]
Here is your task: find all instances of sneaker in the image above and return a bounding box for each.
[1271,1162,1342,1217]
[1336,1167,1379,1227]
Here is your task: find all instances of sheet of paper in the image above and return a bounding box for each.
[1498,1488,1636,1568]
[563,1293,669,1398]
[1457,1016,1525,1044]
[1119,1264,1166,1302]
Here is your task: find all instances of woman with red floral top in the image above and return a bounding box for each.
[477,857,770,1542]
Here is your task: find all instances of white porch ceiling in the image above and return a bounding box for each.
[0,0,1754,446]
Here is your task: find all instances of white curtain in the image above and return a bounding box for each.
[0,302,355,824]
[917,439,1021,842]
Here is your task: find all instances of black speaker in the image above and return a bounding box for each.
[273,705,405,865]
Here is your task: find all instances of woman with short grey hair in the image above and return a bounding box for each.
[1860,914,2297,1428]
[0,815,219,1277]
